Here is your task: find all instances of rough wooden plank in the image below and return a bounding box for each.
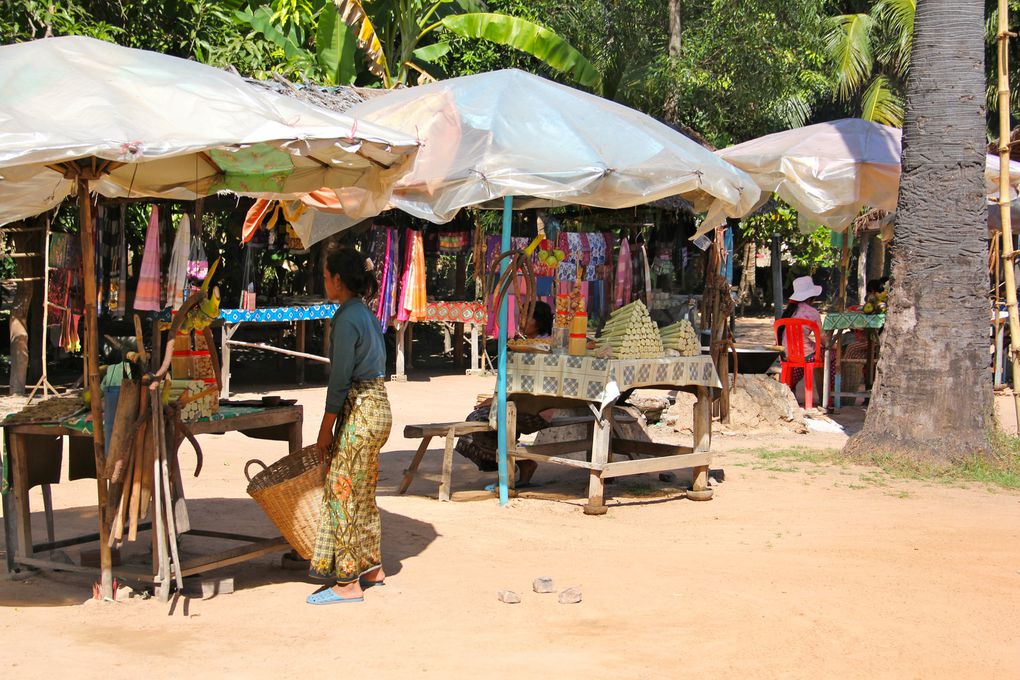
[609,439,695,458]
[403,421,491,438]
[398,435,433,494]
[178,537,289,576]
[601,452,711,478]
[584,410,612,515]
[518,440,594,457]
[439,429,456,502]
[511,450,600,470]
[9,433,33,560]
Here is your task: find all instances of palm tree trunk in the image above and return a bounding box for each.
[846,0,992,463]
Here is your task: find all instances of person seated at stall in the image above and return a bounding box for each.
[841,278,887,396]
[455,300,554,488]
[778,275,826,406]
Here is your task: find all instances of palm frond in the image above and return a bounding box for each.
[873,0,914,77]
[824,13,876,100]
[860,75,903,127]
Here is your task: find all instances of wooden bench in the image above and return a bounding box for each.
[399,421,493,501]
[398,408,639,501]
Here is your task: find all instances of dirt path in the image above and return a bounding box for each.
[2,374,1018,679]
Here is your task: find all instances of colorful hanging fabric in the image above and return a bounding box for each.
[166,213,191,311]
[615,238,632,308]
[584,232,606,281]
[110,204,127,319]
[134,205,162,312]
[438,230,470,253]
[400,229,427,322]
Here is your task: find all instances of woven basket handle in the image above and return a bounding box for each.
[244,459,268,483]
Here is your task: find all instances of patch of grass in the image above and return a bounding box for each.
[740,443,1020,491]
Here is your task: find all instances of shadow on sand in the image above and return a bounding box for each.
[0,498,437,607]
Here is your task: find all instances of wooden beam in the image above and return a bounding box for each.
[601,452,711,478]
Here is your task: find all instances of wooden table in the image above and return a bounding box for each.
[2,404,302,598]
[393,300,487,381]
[502,353,721,515]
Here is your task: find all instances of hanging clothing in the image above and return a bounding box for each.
[134,206,162,312]
[397,229,427,322]
[166,214,191,311]
[615,238,632,308]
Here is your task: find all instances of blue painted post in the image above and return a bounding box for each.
[496,195,513,505]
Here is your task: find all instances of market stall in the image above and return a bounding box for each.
[341,68,760,504]
[0,36,418,599]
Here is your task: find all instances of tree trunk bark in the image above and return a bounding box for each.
[735,240,756,308]
[856,231,871,305]
[9,222,41,396]
[668,0,682,57]
[846,0,992,463]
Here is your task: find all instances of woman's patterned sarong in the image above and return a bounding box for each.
[309,379,392,583]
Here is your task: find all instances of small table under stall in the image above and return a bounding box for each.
[220,300,488,395]
[2,404,302,598]
[822,312,885,410]
[503,352,721,514]
[220,304,337,397]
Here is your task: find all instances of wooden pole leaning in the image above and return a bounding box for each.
[77,176,115,600]
[996,0,1020,433]
[26,215,59,403]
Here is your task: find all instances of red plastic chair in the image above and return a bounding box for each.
[774,318,825,409]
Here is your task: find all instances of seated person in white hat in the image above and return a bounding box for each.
[779,275,825,405]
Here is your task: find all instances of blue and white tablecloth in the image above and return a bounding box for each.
[221,304,339,324]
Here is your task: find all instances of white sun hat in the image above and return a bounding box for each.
[789,275,823,302]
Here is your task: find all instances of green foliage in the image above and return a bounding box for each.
[438,13,600,88]
[824,0,911,126]
[653,0,832,148]
[740,200,838,271]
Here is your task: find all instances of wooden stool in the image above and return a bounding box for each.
[399,421,493,501]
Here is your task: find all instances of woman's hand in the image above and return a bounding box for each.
[316,412,338,463]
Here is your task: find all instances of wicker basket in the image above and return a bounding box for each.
[245,446,327,560]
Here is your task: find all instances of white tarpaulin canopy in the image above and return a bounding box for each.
[716,119,900,232]
[341,68,761,227]
[716,118,1020,233]
[0,36,420,226]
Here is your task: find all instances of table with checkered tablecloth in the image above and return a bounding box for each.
[503,352,721,514]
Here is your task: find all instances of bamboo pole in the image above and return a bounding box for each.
[79,177,115,599]
[996,0,1020,432]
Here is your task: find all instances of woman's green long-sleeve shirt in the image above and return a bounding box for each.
[325,298,386,415]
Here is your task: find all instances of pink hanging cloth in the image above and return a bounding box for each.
[614,237,632,308]
[134,205,162,312]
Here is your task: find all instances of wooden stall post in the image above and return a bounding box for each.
[454,252,467,369]
[995,0,1020,431]
[688,385,714,501]
[583,406,611,515]
[78,177,115,599]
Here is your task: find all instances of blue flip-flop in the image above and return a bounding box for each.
[306,588,364,605]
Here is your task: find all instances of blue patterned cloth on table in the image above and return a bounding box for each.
[221,304,339,324]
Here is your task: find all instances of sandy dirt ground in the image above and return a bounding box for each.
[2,372,1019,679]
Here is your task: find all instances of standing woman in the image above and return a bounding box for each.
[307,246,391,605]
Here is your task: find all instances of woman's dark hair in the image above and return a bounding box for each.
[532,300,553,336]
[325,246,378,299]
